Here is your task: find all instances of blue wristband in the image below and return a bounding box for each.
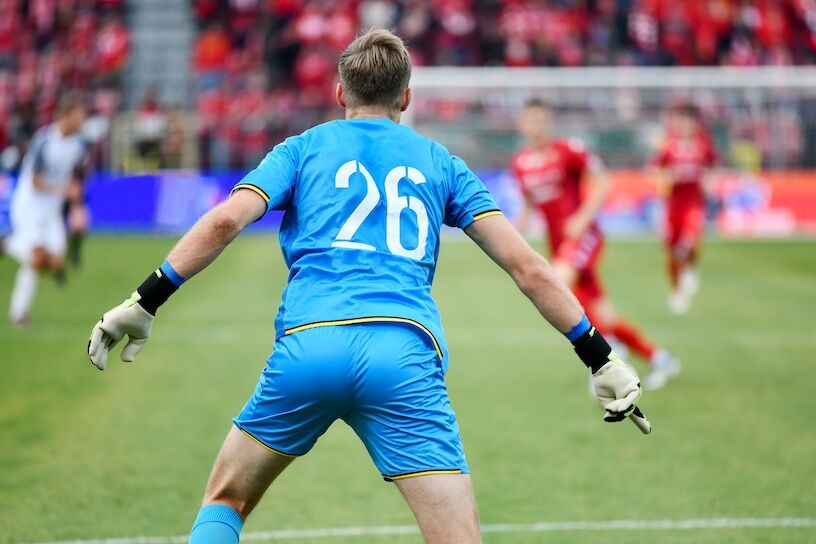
[565,314,591,342]
[159,260,185,287]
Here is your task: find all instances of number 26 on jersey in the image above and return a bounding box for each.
[332,160,429,261]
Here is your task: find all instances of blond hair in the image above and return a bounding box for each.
[338,28,412,112]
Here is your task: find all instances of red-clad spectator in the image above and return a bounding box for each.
[198,87,228,136]
[661,3,695,65]
[755,2,791,48]
[194,0,219,21]
[694,0,735,43]
[29,0,57,42]
[194,23,232,72]
[0,2,20,56]
[0,70,11,149]
[134,85,166,163]
[266,0,301,16]
[293,45,334,89]
[293,2,328,46]
[97,0,125,9]
[226,32,264,78]
[38,47,63,94]
[67,11,97,84]
[233,71,270,166]
[433,0,480,65]
[326,8,356,51]
[628,0,660,59]
[230,0,261,38]
[725,35,761,66]
[96,15,129,74]
[794,0,816,53]
[359,0,398,30]
[69,11,96,57]
[15,46,38,104]
[690,0,734,64]
[0,117,6,152]
[92,86,120,118]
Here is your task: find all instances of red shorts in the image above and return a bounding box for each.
[553,230,605,306]
[666,199,705,250]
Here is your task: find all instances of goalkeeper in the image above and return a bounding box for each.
[88,29,649,544]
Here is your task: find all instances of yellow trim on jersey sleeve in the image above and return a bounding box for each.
[284,317,443,360]
[231,183,270,203]
[384,469,462,482]
[472,210,503,222]
[237,427,300,458]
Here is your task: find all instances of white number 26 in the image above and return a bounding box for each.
[332,160,429,260]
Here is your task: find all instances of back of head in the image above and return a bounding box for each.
[338,29,412,113]
[57,90,87,118]
[523,97,553,112]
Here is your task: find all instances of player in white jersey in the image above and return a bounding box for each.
[4,93,87,325]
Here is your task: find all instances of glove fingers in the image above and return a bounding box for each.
[106,334,121,353]
[628,406,652,434]
[88,326,110,370]
[604,399,635,417]
[88,323,104,356]
[604,387,640,416]
[120,336,147,363]
[603,410,628,423]
[91,337,110,371]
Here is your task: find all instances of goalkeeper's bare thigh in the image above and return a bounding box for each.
[396,473,482,544]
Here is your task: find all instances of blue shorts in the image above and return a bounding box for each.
[233,322,468,481]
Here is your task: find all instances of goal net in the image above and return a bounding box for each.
[407,66,816,235]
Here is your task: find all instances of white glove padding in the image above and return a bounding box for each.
[590,359,651,434]
[88,292,154,370]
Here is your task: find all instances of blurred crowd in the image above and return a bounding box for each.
[2,0,816,172]
[192,0,816,169]
[0,0,128,169]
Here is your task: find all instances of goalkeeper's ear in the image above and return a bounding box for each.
[336,83,347,109]
[400,88,412,112]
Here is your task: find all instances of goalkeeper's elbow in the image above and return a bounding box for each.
[206,209,243,244]
[512,256,558,296]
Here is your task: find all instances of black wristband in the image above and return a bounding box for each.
[572,328,613,373]
[135,269,179,316]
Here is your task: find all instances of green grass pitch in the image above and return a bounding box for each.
[0,236,814,543]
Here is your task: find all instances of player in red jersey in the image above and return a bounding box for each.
[651,102,717,314]
[512,98,680,390]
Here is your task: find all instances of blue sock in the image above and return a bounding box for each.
[189,503,243,544]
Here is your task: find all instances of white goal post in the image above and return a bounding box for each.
[407,66,816,171]
[411,66,816,90]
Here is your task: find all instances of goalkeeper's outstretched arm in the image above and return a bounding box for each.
[165,189,266,279]
[465,214,583,333]
[87,190,266,371]
[465,214,650,433]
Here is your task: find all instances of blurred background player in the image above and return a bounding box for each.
[62,153,91,274]
[512,98,680,390]
[651,101,718,314]
[3,92,88,326]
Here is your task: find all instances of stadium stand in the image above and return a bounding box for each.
[3,0,816,171]
[190,0,816,169]
[0,0,128,169]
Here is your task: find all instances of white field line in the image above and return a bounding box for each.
[26,517,816,544]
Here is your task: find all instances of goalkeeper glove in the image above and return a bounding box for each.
[568,317,651,434]
[87,261,182,370]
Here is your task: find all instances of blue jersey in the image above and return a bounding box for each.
[232,118,500,366]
